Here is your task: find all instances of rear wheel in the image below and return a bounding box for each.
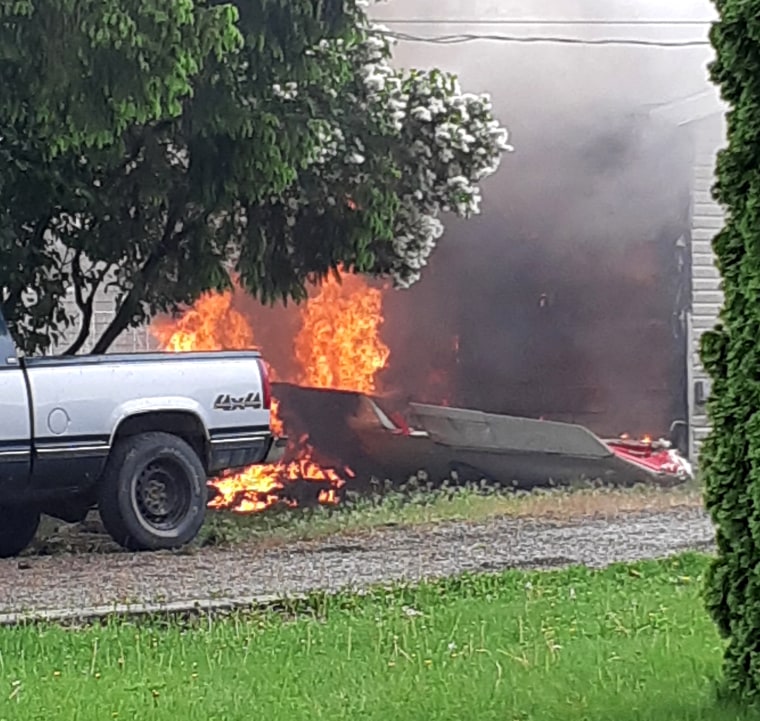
[0,505,40,558]
[97,432,207,552]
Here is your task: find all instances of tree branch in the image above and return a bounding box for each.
[102,121,173,185]
[32,210,53,248]
[1,210,54,349]
[61,250,103,355]
[54,124,175,357]
[90,206,190,354]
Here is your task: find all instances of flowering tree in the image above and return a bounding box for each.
[244,27,511,293]
[0,2,510,355]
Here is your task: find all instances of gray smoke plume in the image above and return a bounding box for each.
[231,1,720,441]
[372,0,718,437]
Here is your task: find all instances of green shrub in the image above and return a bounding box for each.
[700,0,760,704]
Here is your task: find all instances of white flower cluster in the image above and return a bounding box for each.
[353,32,512,286]
[259,16,511,288]
[272,82,298,101]
[310,120,345,166]
[266,185,310,230]
[351,30,407,134]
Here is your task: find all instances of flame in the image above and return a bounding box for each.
[151,271,388,513]
[295,273,390,393]
[152,291,256,353]
[268,397,285,437]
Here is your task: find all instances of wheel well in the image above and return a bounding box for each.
[113,412,209,470]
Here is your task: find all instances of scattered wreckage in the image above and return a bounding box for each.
[271,383,693,498]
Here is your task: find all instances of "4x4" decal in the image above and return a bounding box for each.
[213,392,262,411]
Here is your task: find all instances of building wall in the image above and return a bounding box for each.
[687,112,726,458]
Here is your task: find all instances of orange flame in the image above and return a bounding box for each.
[150,271,388,513]
[296,273,390,393]
[152,291,256,354]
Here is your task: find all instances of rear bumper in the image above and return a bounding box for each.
[264,436,287,464]
[208,434,287,474]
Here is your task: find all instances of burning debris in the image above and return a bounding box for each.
[150,270,692,515]
[267,385,692,492]
[152,272,385,513]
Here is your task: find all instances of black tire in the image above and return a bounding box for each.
[97,432,207,552]
[0,505,40,558]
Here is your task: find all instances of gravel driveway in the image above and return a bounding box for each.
[0,507,714,623]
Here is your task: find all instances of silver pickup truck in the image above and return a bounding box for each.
[0,308,283,557]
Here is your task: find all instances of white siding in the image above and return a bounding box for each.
[687,113,726,458]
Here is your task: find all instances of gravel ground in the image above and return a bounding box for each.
[0,507,715,621]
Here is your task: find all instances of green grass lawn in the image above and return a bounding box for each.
[0,553,745,721]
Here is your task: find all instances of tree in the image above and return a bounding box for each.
[241,29,511,293]
[0,2,510,355]
[701,0,760,704]
[0,0,244,351]
[0,0,357,353]
[0,1,241,153]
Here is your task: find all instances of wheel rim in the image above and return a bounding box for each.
[133,458,193,532]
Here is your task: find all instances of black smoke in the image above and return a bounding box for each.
[379,111,693,437]
[233,1,713,442]
[367,0,714,437]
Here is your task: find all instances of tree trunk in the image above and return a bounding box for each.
[90,209,184,354]
[90,252,165,355]
[62,302,94,355]
[62,253,98,355]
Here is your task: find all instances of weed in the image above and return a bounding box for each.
[31,482,704,556]
[199,481,703,548]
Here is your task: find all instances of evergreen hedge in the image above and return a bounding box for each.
[701,0,760,704]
